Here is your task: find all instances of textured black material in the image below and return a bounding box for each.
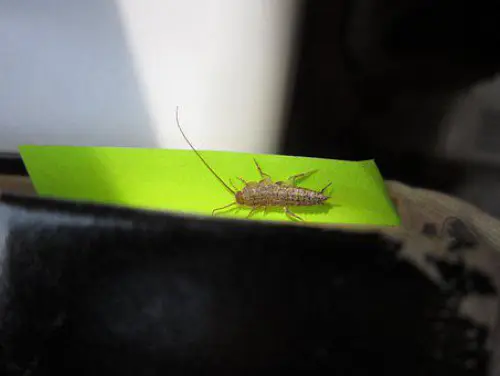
[0,194,492,375]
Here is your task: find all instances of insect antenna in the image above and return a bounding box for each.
[175,107,235,195]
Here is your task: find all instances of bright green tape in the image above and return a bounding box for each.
[18,145,400,226]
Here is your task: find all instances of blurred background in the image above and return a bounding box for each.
[283,0,500,217]
[1,0,500,216]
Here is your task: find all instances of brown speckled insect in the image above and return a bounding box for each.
[175,107,331,221]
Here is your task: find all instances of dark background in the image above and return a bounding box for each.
[282,0,500,213]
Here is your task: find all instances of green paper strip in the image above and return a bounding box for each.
[18,145,400,226]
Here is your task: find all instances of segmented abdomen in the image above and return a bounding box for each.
[240,182,328,207]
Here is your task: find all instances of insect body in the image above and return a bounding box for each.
[175,107,331,221]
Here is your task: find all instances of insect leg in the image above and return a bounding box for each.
[253,159,272,181]
[284,207,303,221]
[212,202,237,216]
[246,206,263,219]
[320,182,332,194]
[229,178,239,191]
[253,159,270,178]
[237,177,247,185]
[286,170,318,186]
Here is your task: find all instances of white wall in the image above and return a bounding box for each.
[0,0,301,153]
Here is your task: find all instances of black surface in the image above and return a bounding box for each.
[0,193,492,375]
[0,154,28,176]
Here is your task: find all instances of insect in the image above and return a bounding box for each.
[175,107,332,221]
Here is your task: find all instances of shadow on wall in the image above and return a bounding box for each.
[0,0,157,202]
